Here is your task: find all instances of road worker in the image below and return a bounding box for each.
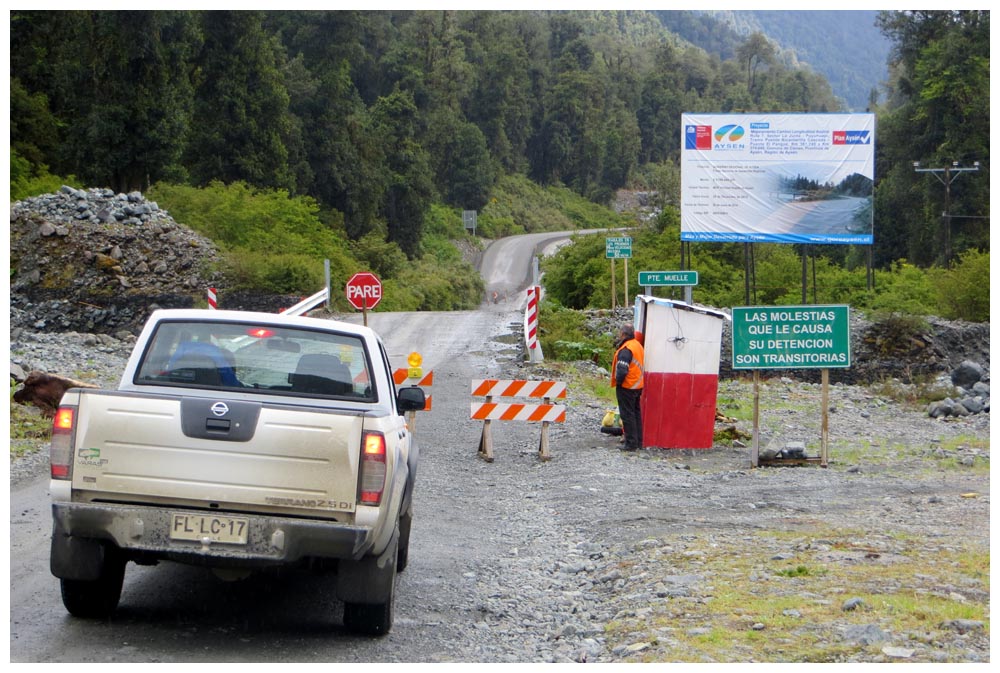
[611,323,644,451]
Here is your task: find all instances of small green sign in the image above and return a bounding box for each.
[605,236,632,259]
[732,305,850,369]
[638,270,698,286]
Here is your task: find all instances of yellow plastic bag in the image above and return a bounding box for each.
[601,409,621,428]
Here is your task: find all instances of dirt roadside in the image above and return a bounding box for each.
[512,365,991,663]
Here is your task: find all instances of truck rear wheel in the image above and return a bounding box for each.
[342,537,397,636]
[60,547,126,618]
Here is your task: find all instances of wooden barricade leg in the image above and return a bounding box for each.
[538,420,551,461]
[477,394,494,462]
[478,419,494,462]
[537,395,552,461]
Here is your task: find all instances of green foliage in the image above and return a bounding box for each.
[149,180,355,294]
[866,261,938,316]
[148,180,485,308]
[185,11,294,192]
[225,250,325,294]
[349,232,409,280]
[148,181,345,255]
[9,9,988,308]
[424,203,469,238]
[775,565,824,578]
[10,150,82,201]
[930,249,990,322]
[538,301,614,369]
[478,175,632,238]
[395,258,485,311]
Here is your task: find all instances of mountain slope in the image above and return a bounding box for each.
[656,10,890,111]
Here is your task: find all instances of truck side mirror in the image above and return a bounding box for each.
[396,386,426,413]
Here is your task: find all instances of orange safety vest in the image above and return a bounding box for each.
[611,338,645,389]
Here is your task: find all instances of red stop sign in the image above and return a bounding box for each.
[345,272,382,310]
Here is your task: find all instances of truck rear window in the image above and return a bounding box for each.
[133,320,376,401]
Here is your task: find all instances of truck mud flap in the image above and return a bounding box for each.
[336,526,398,604]
[50,519,110,581]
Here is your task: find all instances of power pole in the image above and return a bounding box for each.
[913,161,980,265]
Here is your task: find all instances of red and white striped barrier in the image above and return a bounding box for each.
[471,378,566,462]
[526,286,539,349]
[207,287,217,310]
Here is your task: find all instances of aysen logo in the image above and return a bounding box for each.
[714,124,745,143]
[833,130,871,145]
[712,124,746,150]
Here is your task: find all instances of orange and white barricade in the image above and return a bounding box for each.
[394,368,432,429]
[470,379,566,462]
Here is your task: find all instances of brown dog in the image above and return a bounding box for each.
[12,370,99,417]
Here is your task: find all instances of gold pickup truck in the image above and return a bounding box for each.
[48,308,425,635]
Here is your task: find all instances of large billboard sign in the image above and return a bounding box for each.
[681,113,874,245]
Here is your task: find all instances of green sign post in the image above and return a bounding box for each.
[731,304,851,469]
[605,237,632,311]
[731,305,850,369]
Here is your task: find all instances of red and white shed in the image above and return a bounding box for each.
[633,296,729,449]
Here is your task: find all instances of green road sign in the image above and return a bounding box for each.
[605,236,632,259]
[732,305,850,369]
[638,270,698,286]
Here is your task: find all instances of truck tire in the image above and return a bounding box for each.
[396,509,412,572]
[59,547,126,618]
[342,537,397,636]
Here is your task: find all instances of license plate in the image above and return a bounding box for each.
[170,513,249,545]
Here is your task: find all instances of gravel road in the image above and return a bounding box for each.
[9,313,990,663]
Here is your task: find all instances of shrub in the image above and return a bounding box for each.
[224,250,324,294]
[866,261,938,316]
[10,150,81,201]
[932,249,989,322]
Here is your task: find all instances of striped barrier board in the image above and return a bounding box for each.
[470,379,566,462]
[394,369,432,411]
[470,402,565,423]
[471,379,565,399]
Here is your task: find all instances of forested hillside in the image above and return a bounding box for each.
[657,10,890,112]
[9,10,842,238]
[9,10,990,315]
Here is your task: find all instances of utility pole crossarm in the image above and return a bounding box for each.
[912,161,981,265]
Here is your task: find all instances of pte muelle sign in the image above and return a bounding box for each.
[732,305,850,369]
[638,270,698,287]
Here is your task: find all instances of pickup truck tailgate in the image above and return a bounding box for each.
[70,392,362,514]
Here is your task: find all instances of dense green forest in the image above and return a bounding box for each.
[9,10,990,318]
[658,10,891,112]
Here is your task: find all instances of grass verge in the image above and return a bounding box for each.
[605,529,989,663]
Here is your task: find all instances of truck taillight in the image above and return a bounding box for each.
[50,406,76,480]
[359,431,387,505]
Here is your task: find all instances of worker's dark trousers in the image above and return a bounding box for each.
[616,386,643,450]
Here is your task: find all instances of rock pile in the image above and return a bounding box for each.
[9,186,223,334]
[927,360,991,418]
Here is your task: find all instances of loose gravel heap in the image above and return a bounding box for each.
[10,323,989,663]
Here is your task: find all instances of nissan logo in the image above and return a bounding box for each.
[210,402,229,417]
